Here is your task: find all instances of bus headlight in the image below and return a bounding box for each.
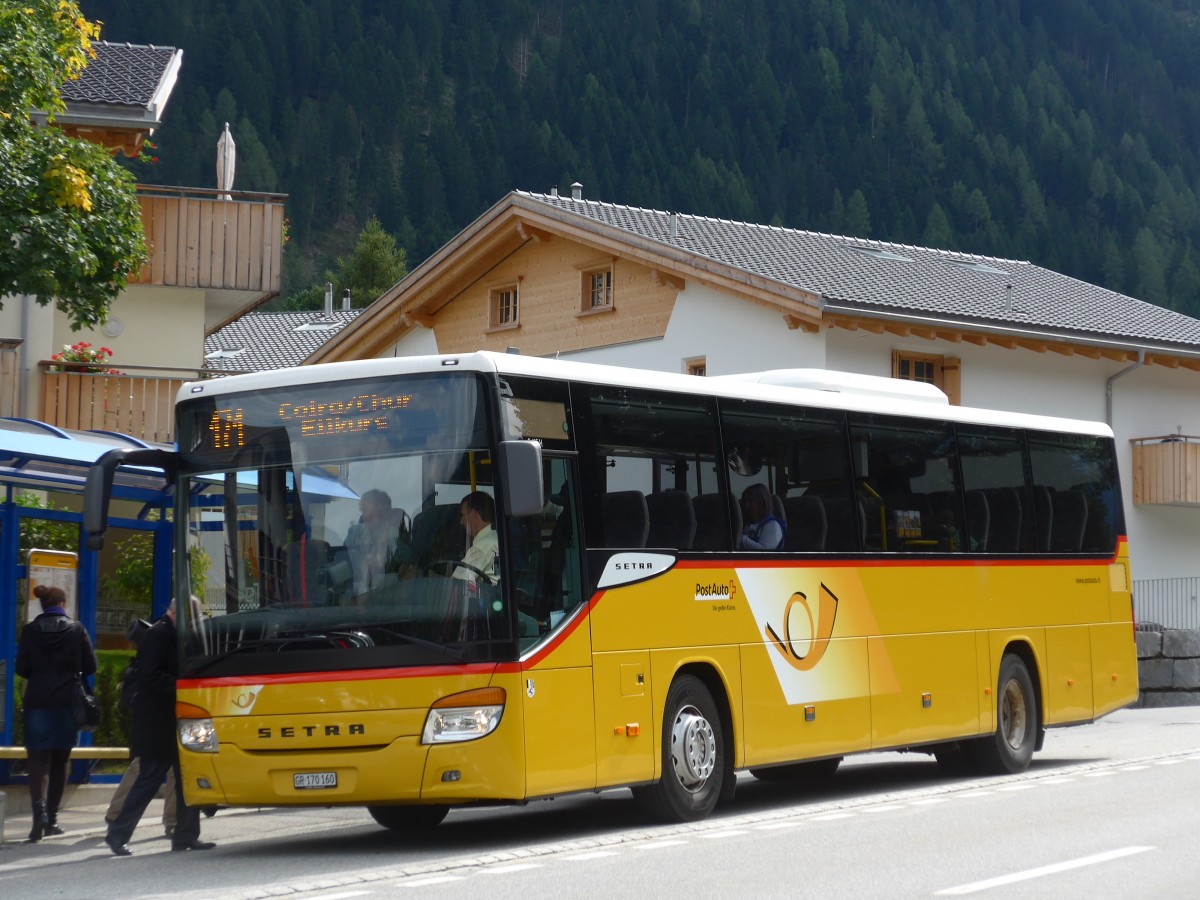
[176,701,218,752]
[178,717,219,752]
[422,687,505,744]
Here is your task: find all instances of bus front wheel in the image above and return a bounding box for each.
[971,654,1037,774]
[634,675,724,822]
[367,804,449,833]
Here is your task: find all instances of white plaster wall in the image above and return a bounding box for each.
[387,326,440,358]
[53,286,206,373]
[1109,364,1200,582]
[0,294,56,416]
[559,283,825,374]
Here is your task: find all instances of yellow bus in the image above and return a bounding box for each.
[86,352,1137,829]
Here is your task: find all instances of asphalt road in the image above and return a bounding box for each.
[3,706,1200,899]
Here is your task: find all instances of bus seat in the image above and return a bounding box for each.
[964,490,990,552]
[601,490,650,548]
[821,495,860,551]
[646,490,697,550]
[691,492,735,551]
[1050,488,1088,552]
[982,487,1022,552]
[410,503,467,567]
[784,495,827,551]
[283,539,331,606]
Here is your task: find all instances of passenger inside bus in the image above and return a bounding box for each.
[454,491,498,583]
[345,488,412,594]
[738,483,787,551]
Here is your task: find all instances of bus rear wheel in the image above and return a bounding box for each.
[970,654,1037,774]
[634,675,724,822]
[367,805,449,833]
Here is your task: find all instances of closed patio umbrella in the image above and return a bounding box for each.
[216,122,236,199]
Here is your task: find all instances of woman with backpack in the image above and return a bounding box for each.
[15,584,97,842]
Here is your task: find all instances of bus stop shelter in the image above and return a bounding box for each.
[0,418,173,780]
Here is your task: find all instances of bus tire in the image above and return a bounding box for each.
[970,654,1037,774]
[750,757,841,783]
[634,675,724,822]
[367,805,449,832]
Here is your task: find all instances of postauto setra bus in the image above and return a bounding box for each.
[85,351,1138,829]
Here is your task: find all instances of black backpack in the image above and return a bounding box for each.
[119,618,151,712]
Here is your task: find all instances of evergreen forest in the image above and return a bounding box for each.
[80,0,1200,316]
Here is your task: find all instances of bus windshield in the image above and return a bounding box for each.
[175,371,517,676]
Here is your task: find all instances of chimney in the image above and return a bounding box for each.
[571,182,582,200]
[550,184,558,198]
[342,288,351,311]
[670,212,678,240]
[324,282,333,317]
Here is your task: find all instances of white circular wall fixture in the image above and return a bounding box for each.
[102,317,123,337]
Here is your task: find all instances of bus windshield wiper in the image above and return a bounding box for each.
[335,622,466,660]
[188,638,296,674]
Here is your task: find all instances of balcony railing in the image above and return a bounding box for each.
[1134,577,1200,630]
[131,184,286,294]
[38,361,242,444]
[1130,435,1200,506]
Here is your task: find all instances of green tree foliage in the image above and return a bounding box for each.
[0,0,146,330]
[83,0,1200,316]
[282,217,408,311]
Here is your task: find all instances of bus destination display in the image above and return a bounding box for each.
[206,391,414,450]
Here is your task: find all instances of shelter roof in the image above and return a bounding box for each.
[0,418,171,501]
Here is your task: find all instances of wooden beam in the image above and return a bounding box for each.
[650,268,685,291]
[1015,339,1049,353]
[1047,343,1075,356]
[935,331,963,343]
[784,314,818,332]
[961,334,987,346]
[883,323,911,337]
[1178,359,1200,372]
[1100,347,1135,361]
[987,336,1017,350]
[910,326,937,340]
[400,312,436,329]
[516,222,551,243]
[1074,346,1102,359]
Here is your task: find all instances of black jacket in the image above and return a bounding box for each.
[132,614,181,761]
[15,613,96,710]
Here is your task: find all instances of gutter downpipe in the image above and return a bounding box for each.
[1105,349,1144,427]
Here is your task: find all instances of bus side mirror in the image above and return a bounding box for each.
[498,440,544,517]
[84,447,177,550]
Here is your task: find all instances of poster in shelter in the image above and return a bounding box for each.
[26,548,78,621]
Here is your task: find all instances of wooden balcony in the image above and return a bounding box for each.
[131,184,286,298]
[1131,435,1200,506]
[38,362,242,444]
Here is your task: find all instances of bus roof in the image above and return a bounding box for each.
[180,351,1114,438]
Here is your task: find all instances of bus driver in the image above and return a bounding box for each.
[455,491,498,583]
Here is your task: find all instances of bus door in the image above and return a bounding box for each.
[518,456,597,797]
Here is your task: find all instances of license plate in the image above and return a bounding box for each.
[294,771,337,790]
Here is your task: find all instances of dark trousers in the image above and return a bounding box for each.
[106,753,199,847]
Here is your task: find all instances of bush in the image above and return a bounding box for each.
[12,649,134,749]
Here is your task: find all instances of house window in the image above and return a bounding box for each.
[582,266,613,311]
[893,351,961,405]
[685,357,707,377]
[490,283,519,329]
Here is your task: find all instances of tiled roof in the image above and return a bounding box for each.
[517,192,1200,351]
[204,311,364,373]
[61,41,179,108]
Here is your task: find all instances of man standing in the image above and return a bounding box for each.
[105,599,215,856]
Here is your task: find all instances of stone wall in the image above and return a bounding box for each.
[1135,626,1200,707]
